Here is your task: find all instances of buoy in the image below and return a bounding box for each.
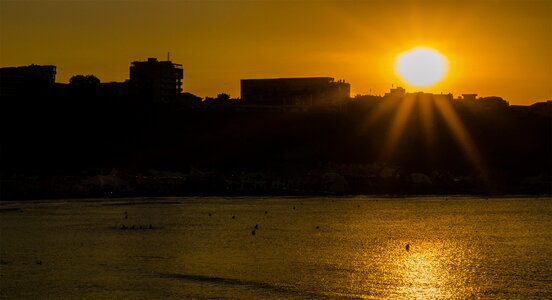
[232,215,235,219]
[254,224,258,229]
[264,211,268,214]
[406,244,410,251]
[316,226,320,230]
[251,230,256,236]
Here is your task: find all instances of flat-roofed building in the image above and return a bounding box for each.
[383,86,406,99]
[462,94,478,101]
[0,64,56,98]
[241,77,350,106]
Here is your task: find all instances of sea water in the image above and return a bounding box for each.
[1,196,551,299]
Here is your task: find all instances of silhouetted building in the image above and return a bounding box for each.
[383,87,452,101]
[462,94,478,101]
[457,94,509,109]
[478,96,509,109]
[410,91,453,101]
[0,64,56,98]
[241,77,350,106]
[129,58,183,103]
[509,100,551,118]
[383,86,406,99]
[101,81,128,96]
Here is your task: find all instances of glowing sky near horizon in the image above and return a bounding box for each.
[1,0,550,105]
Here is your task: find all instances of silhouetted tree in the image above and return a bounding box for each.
[216,93,231,101]
[68,74,102,100]
[203,93,233,104]
[69,74,100,86]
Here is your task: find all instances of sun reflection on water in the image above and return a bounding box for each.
[350,239,482,299]
[394,244,448,298]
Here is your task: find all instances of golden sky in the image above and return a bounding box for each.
[1,0,550,105]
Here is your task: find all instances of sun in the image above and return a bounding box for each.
[394,47,448,87]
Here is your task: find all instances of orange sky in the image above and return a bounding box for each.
[1,0,550,105]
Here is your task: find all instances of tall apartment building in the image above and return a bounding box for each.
[129,58,183,103]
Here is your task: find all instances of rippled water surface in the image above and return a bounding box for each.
[1,196,551,299]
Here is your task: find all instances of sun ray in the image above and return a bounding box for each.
[380,95,416,161]
[419,94,435,158]
[359,97,397,130]
[433,97,488,180]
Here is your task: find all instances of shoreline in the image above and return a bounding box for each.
[1,194,550,203]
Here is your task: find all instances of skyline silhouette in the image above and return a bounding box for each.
[1,0,550,105]
[1,59,550,198]
[1,59,547,107]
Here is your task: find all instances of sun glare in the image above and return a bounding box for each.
[394,47,448,87]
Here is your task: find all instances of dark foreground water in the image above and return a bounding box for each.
[1,196,551,299]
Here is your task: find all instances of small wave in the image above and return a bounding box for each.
[159,273,292,294]
[0,207,23,213]
[158,273,349,299]
[101,201,180,206]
